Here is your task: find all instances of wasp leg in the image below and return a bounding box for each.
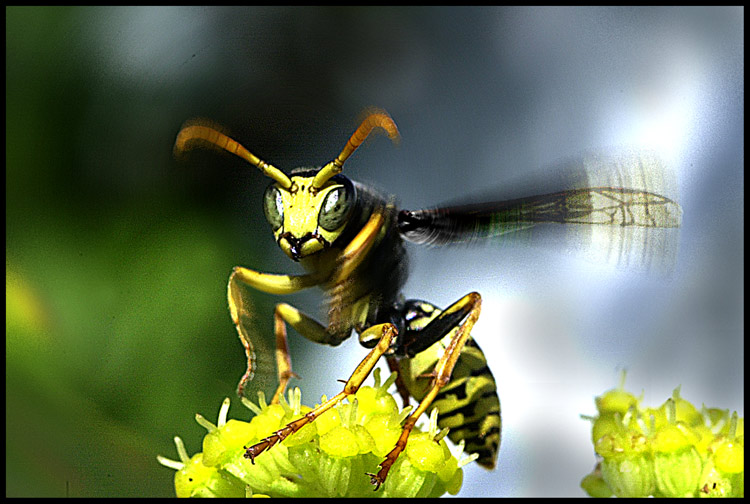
[369,292,482,489]
[228,267,327,398]
[230,205,388,398]
[386,355,411,408]
[230,266,327,296]
[332,205,387,283]
[244,323,397,462]
[267,302,361,403]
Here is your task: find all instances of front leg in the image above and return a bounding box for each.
[228,206,386,397]
[228,267,326,397]
[331,207,386,283]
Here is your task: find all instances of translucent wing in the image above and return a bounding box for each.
[398,187,682,246]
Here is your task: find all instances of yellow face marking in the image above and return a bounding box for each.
[271,175,350,260]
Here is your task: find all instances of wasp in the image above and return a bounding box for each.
[174,110,682,488]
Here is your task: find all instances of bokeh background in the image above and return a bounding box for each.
[6,6,743,497]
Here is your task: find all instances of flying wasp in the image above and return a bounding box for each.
[174,110,682,489]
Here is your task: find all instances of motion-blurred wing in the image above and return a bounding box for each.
[398,187,682,246]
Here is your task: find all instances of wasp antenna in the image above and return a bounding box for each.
[174,121,292,189]
[312,109,400,189]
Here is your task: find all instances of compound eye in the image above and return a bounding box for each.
[318,185,353,231]
[262,185,283,230]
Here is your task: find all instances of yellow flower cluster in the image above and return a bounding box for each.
[581,374,744,498]
[158,370,474,497]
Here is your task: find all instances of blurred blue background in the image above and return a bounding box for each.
[6,6,743,497]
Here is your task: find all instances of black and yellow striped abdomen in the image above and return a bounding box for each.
[396,301,501,469]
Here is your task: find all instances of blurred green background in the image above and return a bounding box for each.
[6,6,743,497]
[5,6,325,497]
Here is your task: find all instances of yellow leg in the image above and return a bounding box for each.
[228,268,260,397]
[268,302,350,403]
[229,267,326,397]
[332,207,386,282]
[269,304,295,404]
[234,297,353,400]
[244,323,397,461]
[369,292,482,489]
[231,265,326,295]
[229,206,387,397]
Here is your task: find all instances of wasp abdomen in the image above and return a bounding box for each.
[395,299,501,469]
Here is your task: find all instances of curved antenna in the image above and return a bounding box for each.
[174,122,292,189]
[312,110,400,189]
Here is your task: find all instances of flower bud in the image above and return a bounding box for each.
[654,446,703,497]
[600,453,656,497]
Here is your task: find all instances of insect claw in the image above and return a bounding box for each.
[242,445,256,464]
[365,472,383,491]
[243,437,276,462]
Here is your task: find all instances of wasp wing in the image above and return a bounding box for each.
[398,187,682,246]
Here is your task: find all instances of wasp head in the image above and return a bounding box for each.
[263,172,356,261]
[175,110,398,262]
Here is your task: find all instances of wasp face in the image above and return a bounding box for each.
[263,173,356,261]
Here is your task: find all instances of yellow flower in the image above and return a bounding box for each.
[581,374,743,498]
[158,370,475,497]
